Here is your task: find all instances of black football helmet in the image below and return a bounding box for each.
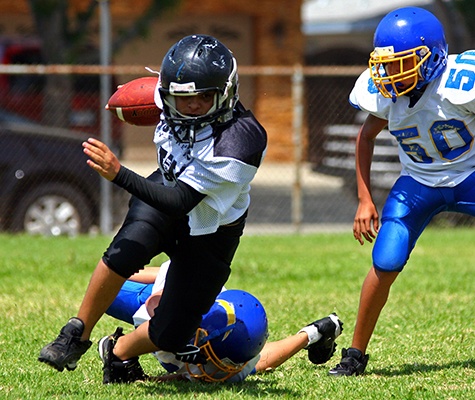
[159,34,238,128]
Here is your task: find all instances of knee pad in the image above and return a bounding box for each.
[373,219,410,272]
[103,200,176,278]
[102,223,162,278]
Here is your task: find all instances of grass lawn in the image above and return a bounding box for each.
[1,228,474,399]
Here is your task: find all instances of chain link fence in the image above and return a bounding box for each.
[0,62,470,236]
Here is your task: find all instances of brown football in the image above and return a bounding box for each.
[106,77,161,126]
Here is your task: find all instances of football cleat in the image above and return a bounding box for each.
[306,313,343,365]
[328,347,369,377]
[98,327,148,384]
[38,317,92,372]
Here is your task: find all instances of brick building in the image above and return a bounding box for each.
[0,0,304,162]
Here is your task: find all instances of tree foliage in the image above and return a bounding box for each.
[453,0,475,39]
[26,0,178,128]
[27,0,178,64]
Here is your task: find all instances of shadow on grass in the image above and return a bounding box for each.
[136,375,296,397]
[371,359,475,377]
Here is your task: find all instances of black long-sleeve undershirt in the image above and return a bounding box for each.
[112,166,205,216]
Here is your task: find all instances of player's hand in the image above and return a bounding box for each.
[175,344,207,365]
[353,200,379,245]
[82,138,121,181]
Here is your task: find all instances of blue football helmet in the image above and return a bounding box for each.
[158,34,239,128]
[369,7,448,99]
[186,289,268,382]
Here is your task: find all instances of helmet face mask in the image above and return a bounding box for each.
[369,7,448,100]
[159,34,239,129]
[163,89,220,127]
[184,290,268,382]
[370,45,430,98]
[185,327,248,382]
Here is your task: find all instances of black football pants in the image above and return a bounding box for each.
[102,172,246,352]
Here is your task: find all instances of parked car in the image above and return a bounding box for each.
[0,38,123,153]
[0,110,126,236]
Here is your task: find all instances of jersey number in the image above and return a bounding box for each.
[445,51,475,91]
[391,51,475,163]
[392,119,473,163]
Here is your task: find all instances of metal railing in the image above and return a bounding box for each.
[3,63,464,235]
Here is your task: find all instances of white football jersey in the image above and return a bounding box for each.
[152,110,266,235]
[350,51,475,187]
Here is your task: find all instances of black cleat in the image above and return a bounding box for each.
[38,317,92,372]
[306,313,343,365]
[98,327,148,384]
[328,347,369,376]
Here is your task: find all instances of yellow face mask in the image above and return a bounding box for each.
[184,328,247,382]
[369,45,431,98]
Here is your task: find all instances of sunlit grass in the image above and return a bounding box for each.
[1,228,474,399]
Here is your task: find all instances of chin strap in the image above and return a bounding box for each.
[188,125,195,147]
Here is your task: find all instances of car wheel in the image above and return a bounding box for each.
[10,183,94,236]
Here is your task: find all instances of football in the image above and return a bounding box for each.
[106,77,161,126]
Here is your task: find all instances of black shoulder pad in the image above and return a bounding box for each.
[213,103,267,167]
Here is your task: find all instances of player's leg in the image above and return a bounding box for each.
[77,227,163,340]
[39,171,173,372]
[451,170,475,217]
[98,326,149,384]
[100,215,246,383]
[105,280,153,325]
[343,267,398,365]
[97,211,246,385]
[330,176,446,376]
[148,213,247,354]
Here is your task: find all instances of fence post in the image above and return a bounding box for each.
[99,0,113,234]
[291,64,304,233]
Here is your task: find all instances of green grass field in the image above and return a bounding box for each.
[1,228,474,399]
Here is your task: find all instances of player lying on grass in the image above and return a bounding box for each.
[100,260,344,383]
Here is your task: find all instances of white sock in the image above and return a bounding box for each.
[298,324,322,347]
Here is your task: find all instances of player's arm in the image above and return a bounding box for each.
[255,331,309,372]
[129,266,160,284]
[82,138,205,215]
[353,114,388,245]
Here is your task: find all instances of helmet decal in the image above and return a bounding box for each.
[215,299,236,342]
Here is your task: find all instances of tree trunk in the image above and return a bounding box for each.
[28,0,73,127]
